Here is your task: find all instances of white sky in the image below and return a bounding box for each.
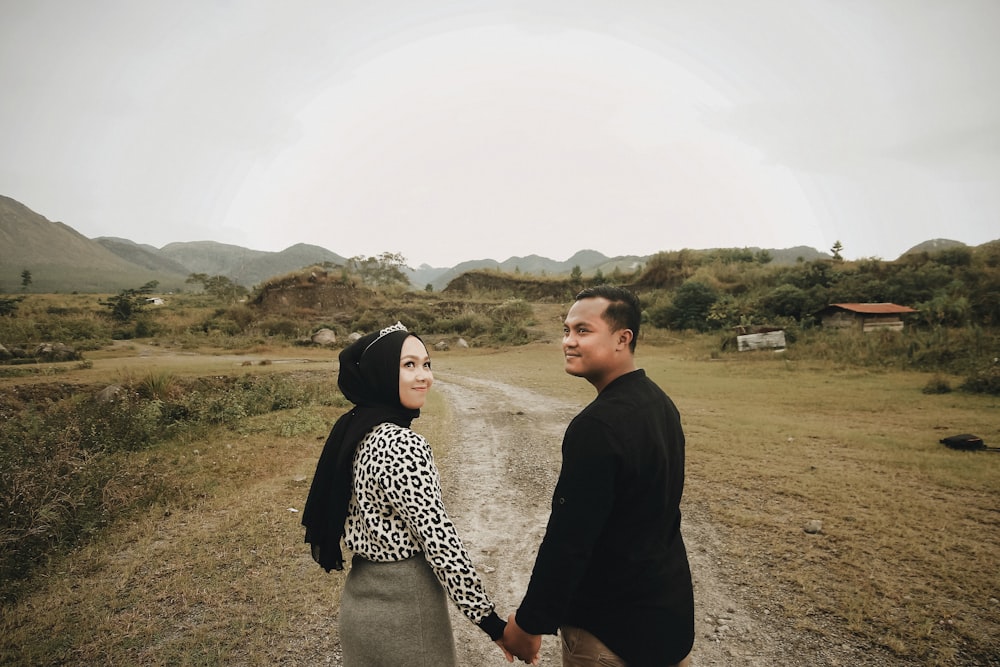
[1,1,997,267]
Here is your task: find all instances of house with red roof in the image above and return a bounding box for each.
[817,303,919,332]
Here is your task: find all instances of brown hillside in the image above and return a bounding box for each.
[252,280,373,313]
[443,270,577,301]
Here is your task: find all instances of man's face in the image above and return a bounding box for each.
[562,297,623,384]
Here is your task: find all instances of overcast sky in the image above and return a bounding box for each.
[1,1,997,268]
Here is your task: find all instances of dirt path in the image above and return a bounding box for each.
[435,371,771,666]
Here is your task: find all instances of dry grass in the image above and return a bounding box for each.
[430,341,1000,664]
[1,407,344,665]
[667,356,999,660]
[2,339,998,665]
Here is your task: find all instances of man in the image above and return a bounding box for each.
[503,285,694,666]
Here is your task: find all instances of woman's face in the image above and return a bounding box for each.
[398,335,433,409]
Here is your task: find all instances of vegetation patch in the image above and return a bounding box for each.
[0,370,346,603]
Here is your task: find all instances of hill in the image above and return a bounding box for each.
[417,249,650,291]
[0,196,190,293]
[901,238,968,256]
[1,197,352,293]
[95,237,192,275]
[12,192,989,296]
[158,241,348,288]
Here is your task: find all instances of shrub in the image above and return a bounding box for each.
[960,362,1000,395]
[258,318,299,338]
[922,375,952,394]
[491,298,532,324]
[437,311,492,337]
[0,370,341,601]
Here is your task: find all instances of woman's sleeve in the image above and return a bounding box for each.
[381,431,505,641]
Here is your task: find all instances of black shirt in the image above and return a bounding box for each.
[516,369,694,666]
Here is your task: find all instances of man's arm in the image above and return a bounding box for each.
[516,418,618,634]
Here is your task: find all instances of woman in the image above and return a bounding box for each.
[302,322,509,665]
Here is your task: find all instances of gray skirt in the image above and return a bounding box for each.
[339,554,457,667]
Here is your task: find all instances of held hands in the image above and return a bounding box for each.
[495,640,514,662]
[501,613,541,665]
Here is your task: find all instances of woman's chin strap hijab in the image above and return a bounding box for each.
[302,322,420,572]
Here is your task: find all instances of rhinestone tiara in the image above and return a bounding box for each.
[362,321,408,355]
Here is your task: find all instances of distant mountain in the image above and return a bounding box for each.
[415,250,650,291]
[240,243,349,287]
[158,241,271,279]
[0,196,351,293]
[95,237,192,275]
[158,241,348,287]
[11,193,988,296]
[0,196,189,292]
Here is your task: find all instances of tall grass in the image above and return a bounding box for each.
[0,370,345,603]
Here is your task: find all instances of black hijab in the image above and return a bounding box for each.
[302,323,421,572]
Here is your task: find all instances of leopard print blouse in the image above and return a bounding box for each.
[343,422,497,627]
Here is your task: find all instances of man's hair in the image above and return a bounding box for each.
[575,285,641,353]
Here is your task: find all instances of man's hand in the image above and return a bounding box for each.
[502,613,541,665]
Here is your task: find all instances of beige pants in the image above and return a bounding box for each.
[560,626,691,667]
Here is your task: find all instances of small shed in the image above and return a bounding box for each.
[817,303,917,332]
[733,326,787,351]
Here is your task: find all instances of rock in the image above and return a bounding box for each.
[0,343,10,360]
[457,337,469,348]
[95,385,124,403]
[31,342,78,362]
[804,519,823,534]
[347,332,363,343]
[311,328,337,346]
[434,341,450,351]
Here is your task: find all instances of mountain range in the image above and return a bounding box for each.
[0,194,971,294]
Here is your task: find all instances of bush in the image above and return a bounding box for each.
[258,318,299,338]
[0,370,341,601]
[491,298,532,324]
[960,362,1000,395]
[437,311,492,337]
[922,375,952,394]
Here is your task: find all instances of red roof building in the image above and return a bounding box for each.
[817,303,918,332]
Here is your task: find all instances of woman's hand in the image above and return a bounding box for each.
[495,639,514,662]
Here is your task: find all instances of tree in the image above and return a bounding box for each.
[0,296,24,317]
[666,281,719,331]
[186,273,209,288]
[761,284,810,320]
[831,240,844,262]
[20,269,32,291]
[101,289,146,323]
[348,252,410,288]
[205,276,247,302]
[570,265,583,283]
[186,273,247,303]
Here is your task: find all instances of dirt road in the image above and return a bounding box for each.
[435,371,774,666]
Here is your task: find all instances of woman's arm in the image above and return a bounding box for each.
[381,429,505,640]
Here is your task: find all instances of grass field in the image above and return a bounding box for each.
[1,337,998,665]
